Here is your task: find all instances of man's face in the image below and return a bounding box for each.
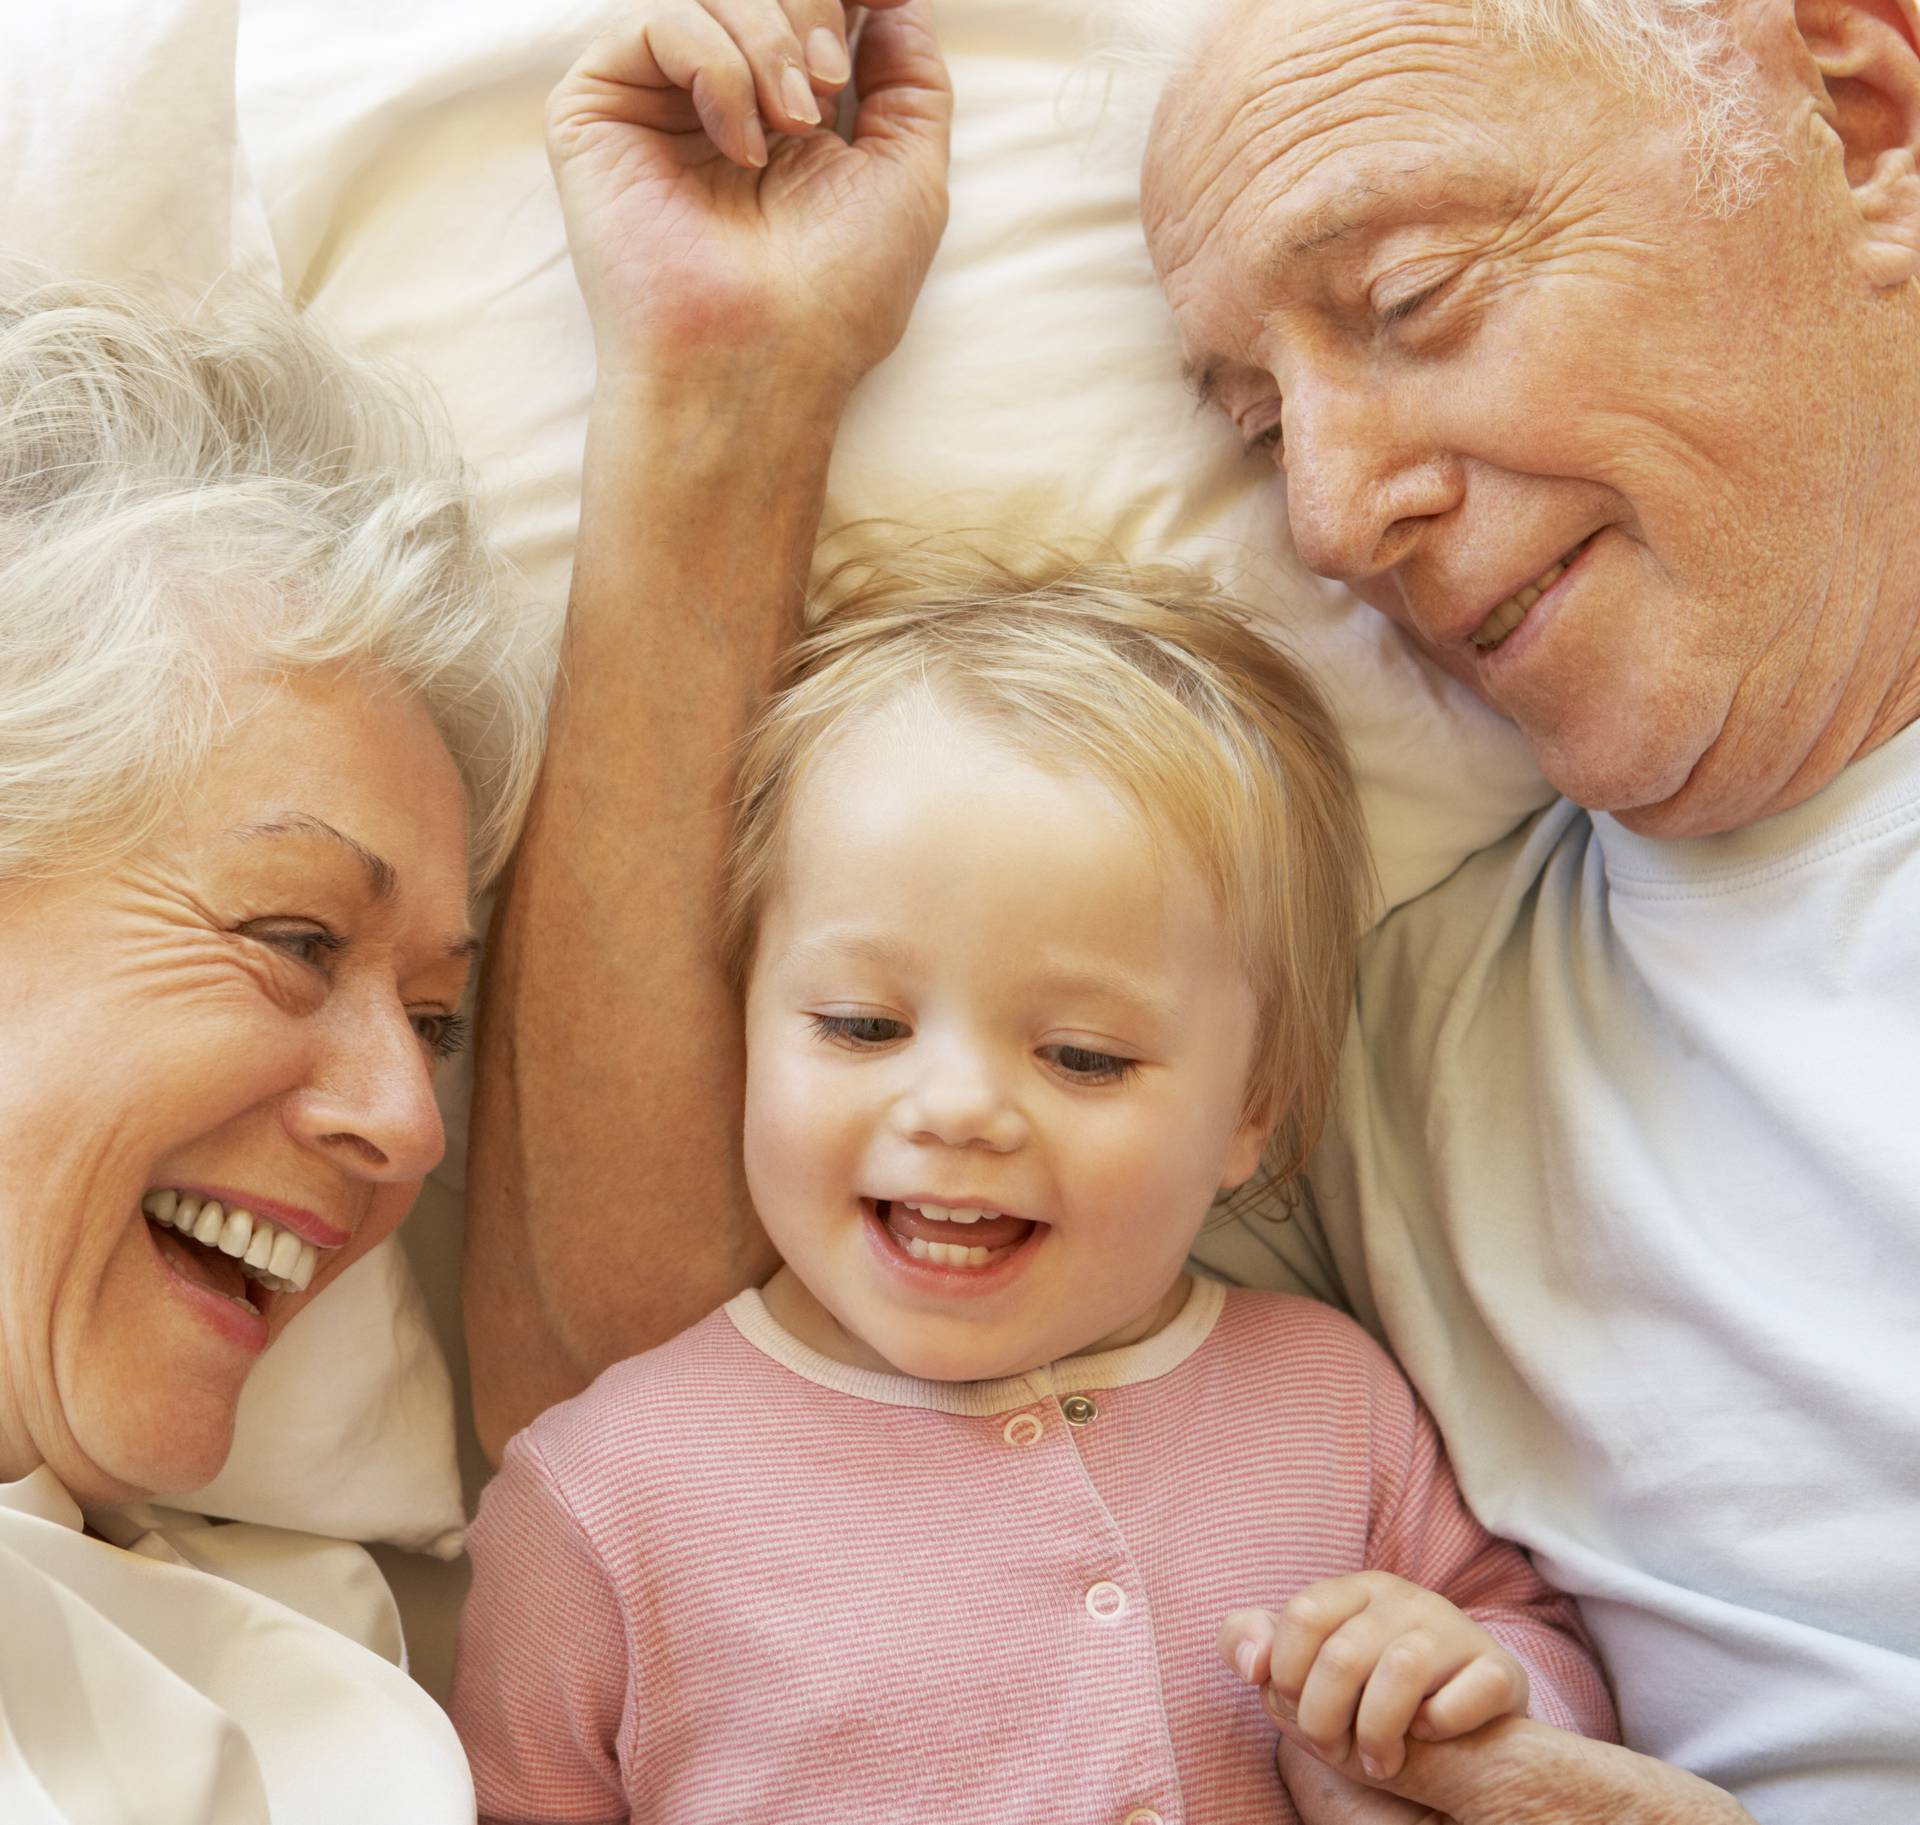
[1143,0,1920,835]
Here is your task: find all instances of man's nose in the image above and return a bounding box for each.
[1279,375,1461,585]
[892,1043,1026,1154]
[287,1001,447,1184]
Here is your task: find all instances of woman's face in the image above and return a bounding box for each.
[0,668,474,1505]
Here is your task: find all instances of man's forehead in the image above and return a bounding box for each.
[1147,0,1530,282]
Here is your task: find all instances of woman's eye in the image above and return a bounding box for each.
[245,922,345,969]
[809,1012,910,1048]
[412,1010,470,1061]
[1040,1044,1138,1086]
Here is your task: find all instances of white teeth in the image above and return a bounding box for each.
[142,1188,327,1295]
[903,1234,995,1268]
[901,1202,994,1225]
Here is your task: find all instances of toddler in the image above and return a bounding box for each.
[451,547,1616,1822]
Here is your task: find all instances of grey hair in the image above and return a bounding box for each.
[0,276,550,888]
[1117,0,1775,212]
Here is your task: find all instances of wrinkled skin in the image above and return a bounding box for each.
[1144,0,1920,838]
[0,670,472,1504]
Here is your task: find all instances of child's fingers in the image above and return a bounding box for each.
[1409,1651,1530,1742]
[1268,1575,1376,1702]
[1218,1608,1278,1687]
[1351,1632,1473,1781]
[700,0,824,132]
[1293,1612,1393,1763]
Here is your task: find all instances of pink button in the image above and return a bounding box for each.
[1122,1811,1165,1825]
[1002,1412,1043,1447]
[1085,1580,1127,1622]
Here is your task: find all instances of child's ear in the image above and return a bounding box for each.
[1220,1095,1279,1191]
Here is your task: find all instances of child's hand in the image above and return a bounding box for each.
[1220,1573,1530,1783]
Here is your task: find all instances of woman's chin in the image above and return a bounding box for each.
[61,1364,246,1508]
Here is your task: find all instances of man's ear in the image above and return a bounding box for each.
[1796,0,1920,284]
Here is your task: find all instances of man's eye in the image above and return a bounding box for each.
[1039,1044,1138,1086]
[1376,280,1445,326]
[809,1013,910,1048]
[1243,420,1284,458]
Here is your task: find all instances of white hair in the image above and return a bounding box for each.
[1116,0,1775,211]
[0,276,551,887]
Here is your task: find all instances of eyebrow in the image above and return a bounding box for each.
[230,814,480,961]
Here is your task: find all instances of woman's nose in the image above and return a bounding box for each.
[287,1002,447,1183]
[892,1046,1026,1154]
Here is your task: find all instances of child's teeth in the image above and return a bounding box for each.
[902,1202,993,1225]
[902,1235,995,1268]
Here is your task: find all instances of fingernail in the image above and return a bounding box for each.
[1234,1641,1259,1682]
[1264,1687,1297,1723]
[780,64,821,126]
[743,114,768,167]
[806,27,850,84]
[1361,1754,1384,1780]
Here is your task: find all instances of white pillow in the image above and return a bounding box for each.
[6,0,466,1556]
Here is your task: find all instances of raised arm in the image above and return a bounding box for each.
[465,0,950,1459]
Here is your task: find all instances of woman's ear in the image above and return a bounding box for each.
[1797,0,1920,284]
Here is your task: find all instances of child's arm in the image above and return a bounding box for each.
[451,1429,632,1825]
[1222,1324,1616,1788]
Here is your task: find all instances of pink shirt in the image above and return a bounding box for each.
[453,1279,1616,1824]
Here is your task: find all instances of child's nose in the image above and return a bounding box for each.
[892,1049,1026,1154]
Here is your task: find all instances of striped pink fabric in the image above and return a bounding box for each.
[453,1281,1615,1824]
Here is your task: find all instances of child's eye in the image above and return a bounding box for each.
[809,1012,910,1048]
[1039,1043,1138,1085]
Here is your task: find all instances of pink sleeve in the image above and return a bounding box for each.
[1363,1359,1619,1742]
[451,1429,632,1825]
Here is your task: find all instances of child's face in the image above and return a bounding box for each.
[742,693,1270,1381]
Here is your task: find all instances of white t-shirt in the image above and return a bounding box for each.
[1194,718,1920,1822]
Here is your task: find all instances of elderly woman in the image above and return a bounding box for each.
[0,279,546,1820]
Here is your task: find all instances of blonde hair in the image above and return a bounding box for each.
[722,538,1373,1181]
[0,275,550,887]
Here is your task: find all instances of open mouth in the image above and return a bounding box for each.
[871,1198,1039,1271]
[142,1189,320,1319]
[1469,533,1598,651]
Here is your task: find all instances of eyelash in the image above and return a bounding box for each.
[807,1016,1139,1086]
[413,1011,470,1061]
[1377,280,1445,327]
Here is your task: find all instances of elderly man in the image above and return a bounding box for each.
[1142,0,1920,1817]
[468,1,1912,1821]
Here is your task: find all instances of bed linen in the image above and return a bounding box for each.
[0,1470,472,1823]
